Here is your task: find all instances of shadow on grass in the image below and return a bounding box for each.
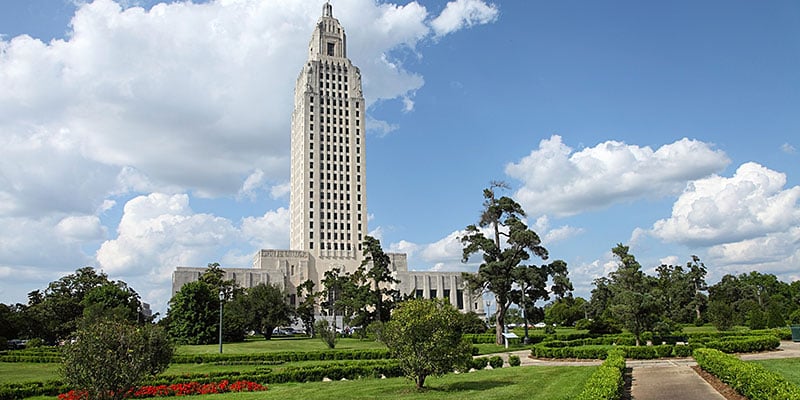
[425,379,509,392]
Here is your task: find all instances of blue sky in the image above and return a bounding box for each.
[1,0,798,316]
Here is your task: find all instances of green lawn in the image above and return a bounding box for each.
[176,336,386,354]
[750,358,800,386]
[23,365,594,400]
[221,365,593,400]
[0,362,60,384]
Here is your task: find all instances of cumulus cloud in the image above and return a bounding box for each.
[651,162,800,246]
[0,0,499,308]
[505,135,730,217]
[96,193,240,276]
[431,0,499,37]
[1,0,499,203]
[782,143,797,154]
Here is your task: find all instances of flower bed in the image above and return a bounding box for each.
[57,380,267,400]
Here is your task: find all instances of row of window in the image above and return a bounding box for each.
[319,71,349,82]
[311,240,362,251]
[309,96,357,109]
[414,289,466,310]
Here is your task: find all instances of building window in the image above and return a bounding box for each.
[327,42,335,56]
[415,289,423,298]
[443,289,450,304]
[430,289,437,298]
[457,290,464,309]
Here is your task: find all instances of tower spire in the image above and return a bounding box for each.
[323,2,333,18]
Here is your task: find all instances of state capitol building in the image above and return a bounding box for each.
[172,3,483,318]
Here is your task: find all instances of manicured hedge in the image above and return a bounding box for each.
[704,335,780,354]
[462,334,497,344]
[171,348,392,364]
[575,349,626,400]
[508,354,521,367]
[0,381,69,400]
[694,348,800,400]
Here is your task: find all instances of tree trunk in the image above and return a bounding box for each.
[416,374,426,389]
[495,303,506,346]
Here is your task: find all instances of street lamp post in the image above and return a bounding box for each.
[218,289,224,354]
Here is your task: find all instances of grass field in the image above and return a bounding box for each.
[750,358,800,386]
[18,364,596,400]
[0,362,60,384]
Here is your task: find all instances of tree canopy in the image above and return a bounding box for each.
[460,183,568,345]
[382,298,472,389]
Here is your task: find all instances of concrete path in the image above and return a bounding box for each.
[482,340,800,400]
[629,362,724,400]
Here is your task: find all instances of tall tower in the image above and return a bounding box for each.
[290,2,367,265]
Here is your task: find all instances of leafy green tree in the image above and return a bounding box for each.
[295,279,318,337]
[166,281,219,344]
[708,299,736,331]
[61,319,173,400]
[455,311,488,334]
[81,282,144,325]
[516,259,572,341]
[544,296,586,327]
[461,183,549,345]
[381,299,472,389]
[686,256,709,322]
[314,319,338,349]
[357,236,401,324]
[607,244,659,346]
[0,303,21,340]
[25,267,111,342]
[244,283,293,340]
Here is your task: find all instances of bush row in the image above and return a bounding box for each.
[539,336,636,348]
[533,332,780,360]
[693,348,800,400]
[0,354,62,363]
[704,335,780,353]
[171,348,392,364]
[575,349,626,400]
[0,381,69,400]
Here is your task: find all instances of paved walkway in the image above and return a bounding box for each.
[483,340,800,400]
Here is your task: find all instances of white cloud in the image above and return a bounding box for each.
[238,169,266,200]
[431,0,499,37]
[269,182,291,200]
[96,193,240,276]
[0,0,499,308]
[56,215,107,242]
[781,143,797,154]
[1,0,499,205]
[506,135,730,217]
[240,208,291,250]
[651,162,800,246]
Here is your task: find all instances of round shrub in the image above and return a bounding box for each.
[508,354,521,367]
[488,356,503,369]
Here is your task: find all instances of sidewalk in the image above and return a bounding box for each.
[483,340,800,400]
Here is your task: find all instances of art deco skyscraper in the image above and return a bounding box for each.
[289,2,366,264]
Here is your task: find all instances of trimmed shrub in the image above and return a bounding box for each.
[508,354,521,367]
[462,334,496,344]
[704,335,779,353]
[488,356,503,369]
[470,357,488,370]
[694,348,800,400]
[575,349,625,400]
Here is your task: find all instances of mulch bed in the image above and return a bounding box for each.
[691,365,748,400]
